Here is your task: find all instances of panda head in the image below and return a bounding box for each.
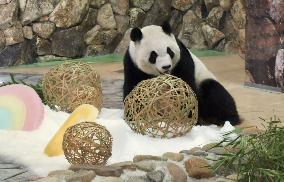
[128,22,181,76]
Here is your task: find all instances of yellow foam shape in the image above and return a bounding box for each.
[44,104,99,157]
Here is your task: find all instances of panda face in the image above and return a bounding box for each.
[129,23,181,76]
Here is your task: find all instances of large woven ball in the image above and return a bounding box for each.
[124,75,198,138]
[63,122,112,165]
[42,62,102,112]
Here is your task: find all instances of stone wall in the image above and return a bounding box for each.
[0,0,246,66]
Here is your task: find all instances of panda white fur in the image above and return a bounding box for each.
[123,22,240,126]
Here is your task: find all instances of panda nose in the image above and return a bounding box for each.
[162,65,171,70]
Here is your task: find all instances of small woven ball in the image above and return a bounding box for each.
[124,74,198,138]
[42,61,102,112]
[63,122,112,165]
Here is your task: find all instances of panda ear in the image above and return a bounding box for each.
[130,28,143,42]
[162,21,172,35]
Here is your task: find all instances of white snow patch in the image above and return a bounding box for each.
[0,105,235,177]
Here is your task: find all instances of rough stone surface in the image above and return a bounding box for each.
[115,15,129,34]
[51,26,86,57]
[142,0,171,26]
[162,152,184,162]
[97,3,116,29]
[219,0,233,11]
[0,30,6,50]
[32,22,55,39]
[184,157,214,179]
[172,0,194,11]
[126,176,150,182]
[48,170,75,177]
[204,0,219,12]
[109,161,136,171]
[100,177,124,182]
[178,10,207,49]
[169,10,183,36]
[133,155,163,163]
[23,26,33,39]
[146,170,164,182]
[202,24,225,48]
[3,22,24,46]
[0,39,36,66]
[110,0,129,15]
[230,0,246,29]
[36,37,52,56]
[0,0,18,30]
[90,0,106,8]
[206,6,224,28]
[114,28,131,54]
[85,44,106,56]
[135,160,156,172]
[202,143,218,151]
[81,8,98,30]
[129,8,145,27]
[130,0,154,11]
[181,147,202,155]
[65,170,96,182]
[49,0,89,28]
[69,164,123,177]
[167,162,187,182]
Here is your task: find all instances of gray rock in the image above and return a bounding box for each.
[180,147,202,155]
[230,0,245,29]
[238,28,245,52]
[36,37,52,56]
[99,177,124,182]
[81,8,98,30]
[51,26,86,57]
[23,26,33,39]
[202,24,225,48]
[0,0,12,4]
[178,10,207,49]
[219,0,233,11]
[191,150,208,157]
[114,28,131,54]
[18,0,26,13]
[167,162,187,182]
[90,0,106,8]
[85,44,105,56]
[65,170,96,182]
[204,0,219,12]
[48,170,75,177]
[0,30,5,50]
[0,38,36,66]
[162,152,184,162]
[135,160,156,172]
[69,164,123,177]
[130,0,154,11]
[84,25,118,46]
[49,0,89,28]
[129,8,145,27]
[142,0,171,26]
[115,15,129,34]
[3,22,24,46]
[208,147,227,155]
[0,0,18,29]
[108,161,136,171]
[146,170,164,182]
[215,38,226,51]
[40,0,54,16]
[172,0,194,11]
[84,25,101,45]
[110,0,129,15]
[35,176,61,182]
[126,176,150,182]
[206,6,224,28]
[133,155,163,163]
[169,10,183,36]
[97,3,116,29]
[32,22,55,39]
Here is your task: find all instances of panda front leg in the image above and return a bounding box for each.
[197,79,240,126]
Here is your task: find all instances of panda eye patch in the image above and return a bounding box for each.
[149,51,158,64]
[167,47,175,59]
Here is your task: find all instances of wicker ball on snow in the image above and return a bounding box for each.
[124,75,198,138]
[42,62,102,113]
[63,122,112,165]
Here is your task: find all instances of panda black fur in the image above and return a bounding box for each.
[123,22,240,126]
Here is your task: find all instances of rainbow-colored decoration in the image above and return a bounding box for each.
[0,84,44,131]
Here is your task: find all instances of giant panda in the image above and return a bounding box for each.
[123,22,240,126]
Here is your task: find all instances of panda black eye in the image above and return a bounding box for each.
[167,47,175,59]
[149,51,158,64]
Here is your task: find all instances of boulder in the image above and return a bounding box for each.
[169,10,183,36]
[49,0,89,28]
[81,8,98,30]
[130,0,154,11]
[97,3,117,29]
[231,0,246,29]
[0,0,12,4]
[85,44,105,56]
[36,37,52,56]
[23,26,33,39]
[204,0,219,12]
[0,30,5,50]
[269,0,284,23]
[238,28,245,52]
[142,0,171,26]
[129,8,145,27]
[0,0,18,30]
[32,22,55,39]
[3,22,24,46]
[115,15,129,34]
[167,162,187,182]
[18,0,26,13]
[114,28,131,54]
[172,0,195,12]
[90,0,106,8]
[178,10,207,49]
[219,0,233,11]
[202,24,225,48]
[0,39,36,66]
[184,157,214,179]
[51,26,87,57]
[110,0,129,16]
[206,6,224,28]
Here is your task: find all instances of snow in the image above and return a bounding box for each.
[0,105,235,177]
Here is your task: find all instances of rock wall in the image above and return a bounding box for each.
[0,0,246,66]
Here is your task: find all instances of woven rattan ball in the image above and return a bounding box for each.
[42,61,102,112]
[124,74,198,138]
[63,122,113,165]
